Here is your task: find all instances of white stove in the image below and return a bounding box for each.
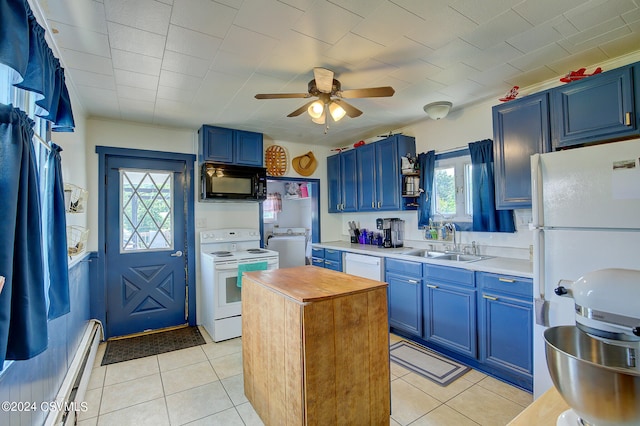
[200,228,279,342]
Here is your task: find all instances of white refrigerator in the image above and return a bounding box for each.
[530,139,640,399]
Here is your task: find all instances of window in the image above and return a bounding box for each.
[432,153,473,224]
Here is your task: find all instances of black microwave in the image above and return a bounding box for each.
[200,163,267,202]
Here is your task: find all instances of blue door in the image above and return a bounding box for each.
[105,156,187,338]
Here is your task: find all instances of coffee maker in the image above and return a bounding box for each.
[377,218,404,248]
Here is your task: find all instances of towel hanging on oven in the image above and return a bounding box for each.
[237,262,268,288]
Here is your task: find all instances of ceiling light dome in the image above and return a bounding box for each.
[307,100,324,119]
[423,101,452,120]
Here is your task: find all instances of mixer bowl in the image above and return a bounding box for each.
[544,326,640,426]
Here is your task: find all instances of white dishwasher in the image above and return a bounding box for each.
[344,253,383,281]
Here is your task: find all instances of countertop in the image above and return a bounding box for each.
[313,241,533,278]
[508,386,569,425]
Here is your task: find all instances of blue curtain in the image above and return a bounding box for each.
[0,104,48,367]
[0,0,75,132]
[44,143,70,319]
[417,150,436,228]
[468,139,515,232]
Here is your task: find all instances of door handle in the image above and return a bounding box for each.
[171,250,183,257]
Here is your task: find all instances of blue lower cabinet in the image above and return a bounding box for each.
[311,246,342,271]
[477,272,533,386]
[387,273,422,336]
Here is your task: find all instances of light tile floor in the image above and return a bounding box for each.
[78,329,532,425]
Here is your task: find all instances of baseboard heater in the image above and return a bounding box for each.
[45,319,103,426]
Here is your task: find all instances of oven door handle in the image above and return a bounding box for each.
[215,263,239,270]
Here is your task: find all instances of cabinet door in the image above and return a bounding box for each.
[356,144,377,211]
[388,273,422,336]
[340,150,358,212]
[424,283,477,357]
[376,138,401,210]
[327,154,342,213]
[552,66,637,149]
[493,92,550,209]
[478,291,533,379]
[235,130,263,166]
[200,126,234,163]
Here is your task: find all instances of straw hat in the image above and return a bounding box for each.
[292,151,317,176]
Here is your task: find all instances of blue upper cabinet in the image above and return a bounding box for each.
[551,65,638,149]
[355,134,415,212]
[327,150,358,213]
[492,92,551,209]
[199,125,263,166]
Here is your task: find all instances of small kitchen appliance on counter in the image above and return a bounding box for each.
[544,268,640,426]
[378,218,404,248]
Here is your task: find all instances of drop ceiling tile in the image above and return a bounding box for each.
[351,1,425,46]
[49,21,111,57]
[157,85,196,103]
[158,70,203,90]
[622,7,640,24]
[464,42,522,71]
[104,0,171,35]
[219,26,278,64]
[161,51,211,78]
[117,85,157,102]
[170,0,237,38]
[59,48,114,75]
[166,25,222,61]
[470,62,521,86]
[390,60,442,83]
[157,0,173,4]
[372,37,434,66]
[292,1,363,45]
[461,10,533,50]
[107,22,166,58]
[546,47,609,75]
[389,0,455,20]
[561,17,631,52]
[504,65,557,87]
[324,33,386,64]
[424,38,482,69]
[111,49,162,76]
[508,43,570,72]
[599,27,640,58]
[450,0,522,25]
[76,86,120,118]
[69,69,116,90]
[212,51,263,80]
[513,0,586,26]
[114,69,159,90]
[45,0,107,33]
[564,0,638,31]
[506,17,566,53]
[406,8,478,50]
[438,78,486,99]
[429,62,483,86]
[233,0,304,39]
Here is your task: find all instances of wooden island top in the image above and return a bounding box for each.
[243,264,387,303]
[242,265,391,425]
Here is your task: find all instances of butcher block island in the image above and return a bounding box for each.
[241,265,391,425]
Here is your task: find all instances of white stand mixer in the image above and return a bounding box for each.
[545,268,640,426]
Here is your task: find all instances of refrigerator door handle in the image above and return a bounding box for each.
[533,227,549,326]
[530,153,544,228]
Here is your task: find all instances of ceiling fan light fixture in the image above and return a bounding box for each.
[308,100,324,119]
[329,101,346,122]
[423,101,452,120]
[311,110,326,124]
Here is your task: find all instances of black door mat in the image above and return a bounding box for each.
[101,326,206,366]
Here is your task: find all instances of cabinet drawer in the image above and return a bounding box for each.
[311,257,325,267]
[324,259,342,271]
[478,272,532,298]
[424,264,474,287]
[311,247,324,258]
[386,258,422,277]
[324,248,342,261]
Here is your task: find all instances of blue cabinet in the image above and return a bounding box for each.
[477,272,533,387]
[199,125,263,166]
[492,91,551,209]
[327,150,357,213]
[386,258,422,336]
[423,264,476,358]
[551,66,638,149]
[311,246,343,271]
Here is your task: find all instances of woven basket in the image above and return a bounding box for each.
[265,145,287,176]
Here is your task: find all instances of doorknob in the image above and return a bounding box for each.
[170,250,183,257]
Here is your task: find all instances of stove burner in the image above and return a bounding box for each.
[247,248,268,254]
[211,251,232,257]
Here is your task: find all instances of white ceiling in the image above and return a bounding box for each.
[35,0,640,146]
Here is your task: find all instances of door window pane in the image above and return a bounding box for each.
[120,169,174,252]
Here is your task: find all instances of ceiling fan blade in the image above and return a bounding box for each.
[333,99,362,118]
[255,93,310,99]
[313,67,334,93]
[287,100,316,117]
[339,86,395,98]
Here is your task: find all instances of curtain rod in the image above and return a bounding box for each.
[33,132,52,151]
[436,145,468,155]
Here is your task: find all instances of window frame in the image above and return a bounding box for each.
[431,149,473,229]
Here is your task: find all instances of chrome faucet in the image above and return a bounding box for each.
[444,223,459,252]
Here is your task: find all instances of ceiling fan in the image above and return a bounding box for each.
[254,67,395,124]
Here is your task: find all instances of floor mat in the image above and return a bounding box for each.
[390,340,470,386]
[101,326,206,366]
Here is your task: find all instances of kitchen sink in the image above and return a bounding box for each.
[403,249,491,262]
